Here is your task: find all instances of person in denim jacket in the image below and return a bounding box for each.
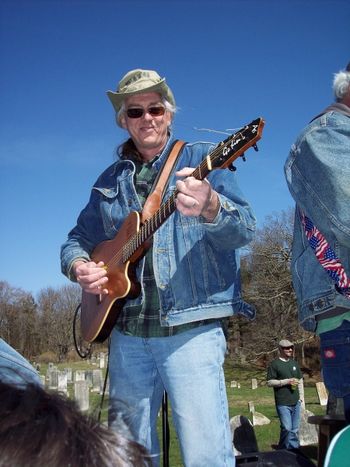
[284,62,350,423]
[0,338,42,387]
[61,69,256,466]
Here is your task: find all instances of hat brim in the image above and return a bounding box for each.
[106,79,175,112]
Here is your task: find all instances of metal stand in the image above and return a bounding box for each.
[162,391,170,467]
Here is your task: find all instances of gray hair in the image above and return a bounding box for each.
[333,68,350,101]
[116,97,177,127]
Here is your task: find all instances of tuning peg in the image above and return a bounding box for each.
[253,144,259,151]
[240,154,246,162]
[229,164,237,172]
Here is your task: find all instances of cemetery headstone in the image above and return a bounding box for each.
[85,370,93,388]
[316,381,328,406]
[57,371,68,395]
[252,412,270,426]
[230,415,259,455]
[74,380,89,412]
[92,369,103,393]
[299,408,318,446]
[75,370,86,382]
[48,369,59,389]
[64,367,73,383]
[99,353,105,369]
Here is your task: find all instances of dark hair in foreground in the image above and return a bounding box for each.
[0,382,152,467]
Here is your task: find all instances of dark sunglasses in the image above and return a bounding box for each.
[126,106,166,119]
[282,346,293,350]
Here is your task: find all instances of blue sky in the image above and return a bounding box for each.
[0,0,349,297]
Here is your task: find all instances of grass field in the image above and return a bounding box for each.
[42,359,326,466]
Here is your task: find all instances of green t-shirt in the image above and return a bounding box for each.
[267,358,302,406]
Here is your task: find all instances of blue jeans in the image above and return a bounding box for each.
[319,319,350,423]
[276,401,301,449]
[108,322,235,467]
[0,338,42,386]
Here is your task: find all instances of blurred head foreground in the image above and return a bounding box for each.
[0,382,151,467]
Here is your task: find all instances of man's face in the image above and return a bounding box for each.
[120,92,172,160]
[280,346,294,359]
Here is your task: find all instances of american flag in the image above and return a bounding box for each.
[301,213,350,298]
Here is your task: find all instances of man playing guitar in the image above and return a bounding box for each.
[61,69,259,467]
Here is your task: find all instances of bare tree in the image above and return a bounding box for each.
[36,284,81,361]
[228,209,312,363]
[0,281,38,358]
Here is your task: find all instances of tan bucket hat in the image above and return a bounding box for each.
[107,69,176,112]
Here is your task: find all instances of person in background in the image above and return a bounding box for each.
[267,339,303,450]
[0,381,151,467]
[284,62,350,423]
[61,68,256,466]
[0,337,42,387]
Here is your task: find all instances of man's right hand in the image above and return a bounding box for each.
[73,260,109,295]
[289,378,299,388]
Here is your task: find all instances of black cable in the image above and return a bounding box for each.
[72,303,92,359]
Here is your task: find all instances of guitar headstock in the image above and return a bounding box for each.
[210,118,265,170]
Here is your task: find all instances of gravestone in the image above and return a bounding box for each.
[92,369,103,393]
[57,372,68,395]
[90,355,97,366]
[251,378,258,390]
[85,370,93,388]
[230,415,259,455]
[299,408,318,446]
[75,370,86,382]
[74,380,89,411]
[48,369,59,389]
[230,381,238,388]
[64,367,73,383]
[316,381,328,406]
[252,412,270,426]
[46,363,57,382]
[248,401,255,413]
[99,352,105,369]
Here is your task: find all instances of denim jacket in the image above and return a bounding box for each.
[61,136,256,326]
[284,106,350,331]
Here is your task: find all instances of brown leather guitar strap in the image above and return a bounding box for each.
[141,140,186,222]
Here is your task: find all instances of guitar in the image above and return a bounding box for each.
[80,117,265,343]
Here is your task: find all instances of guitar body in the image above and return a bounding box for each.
[81,211,145,343]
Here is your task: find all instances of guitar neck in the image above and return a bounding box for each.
[122,117,264,263]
